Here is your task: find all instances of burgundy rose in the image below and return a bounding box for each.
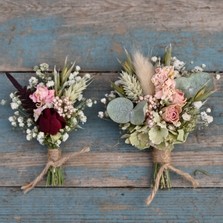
[37,108,66,135]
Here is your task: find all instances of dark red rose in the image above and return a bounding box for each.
[37,108,66,135]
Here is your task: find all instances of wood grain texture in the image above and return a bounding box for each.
[0,0,223,71]
[0,72,222,188]
[0,188,222,223]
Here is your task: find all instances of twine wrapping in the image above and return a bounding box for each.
[21,147,90,194]
[146,148,199,206]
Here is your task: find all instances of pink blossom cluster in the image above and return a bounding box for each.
[151,66,187,124]
[53,96,75,119]
[29,84,55,121]
[30,84,54,106]
[140,95,158,127]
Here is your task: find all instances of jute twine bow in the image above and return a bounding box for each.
[21,147,90,194]
[146,149,199,206]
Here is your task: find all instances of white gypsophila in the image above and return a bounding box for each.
[75,65,81,71]
[67,80,75,86]
[78,94,83,101]
[8,116,15,122]
[174,121,181,127]
[14,111,19,116]
[86,99,93,107]
[65,126,71,131]
[100,98,106,104]
[62,133,69,142]
[72,117,78,125]
[84,73,91,79]
[0,99,6,105]
[216,74,221,80]
[206,108,211,113]
[69,73,76,80]
[40,63,49,71]
[201,64,206,68]
[192,66,203,73]
[94,100,97,104]
[46,80,54,88]
[10,93,15,99]
[200,111,213,124]
[172,58,185,71]
[36,69,44,77]
[29,77,38,87]
[151,56,158,63]
[26,129,31,134]
[37,132,45,144]
[75,76,82,82]
[56,140,62,147]
[193,101,203,109]
[108,91,116,98]
[11,121,17,127]
[182,113,191,121]
[19,122,25,127]
[26,134,32,141]
[98,111,104,119]
[18,116,24,123]
[10,102,19,110]
[80,115,87,123]
[78,111,84,117]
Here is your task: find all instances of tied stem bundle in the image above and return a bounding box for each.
[21,147,90,194]
[146,149,199,206]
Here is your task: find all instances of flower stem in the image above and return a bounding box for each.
[153,163,171,189]
[46,167,64,186]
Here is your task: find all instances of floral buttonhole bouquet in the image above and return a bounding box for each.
[100,45,215,205]
[6,59,93,193]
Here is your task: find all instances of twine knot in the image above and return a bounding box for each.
[48,149,61,163]
[21,147,90,194]
[146,148,199,206]
[152,149,171,165]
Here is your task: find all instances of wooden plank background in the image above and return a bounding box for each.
[0,0,223,222]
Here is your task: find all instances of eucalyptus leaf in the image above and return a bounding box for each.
[130,101,147,125]
[175,72,214,99]
[107,97,133,123]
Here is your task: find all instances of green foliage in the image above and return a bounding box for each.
[107,98,147,125]
[121,49,135,75]
[125,125,150,150]
[130,101,147,125]
[107,97,133,123]
[175,72,214,99]
[149,126,169,145]
[164,44,172,66]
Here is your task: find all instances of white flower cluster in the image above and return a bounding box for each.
[10,93,21,110]
[86,99,93,107]
[200,111,213,125]
[191,65,204,73]
[0,99,6,105]
[78,110,87,124]
[28,76,38,88]
[26,127,38,141]
[171,57,185,71]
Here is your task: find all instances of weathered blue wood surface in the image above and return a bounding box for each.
[0,188,222,223]
[0,0,223,71]
[0,0,223,222]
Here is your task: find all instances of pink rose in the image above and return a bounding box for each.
[162,104,182,123]
[172,89,186,106]
[30,84,55,105]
